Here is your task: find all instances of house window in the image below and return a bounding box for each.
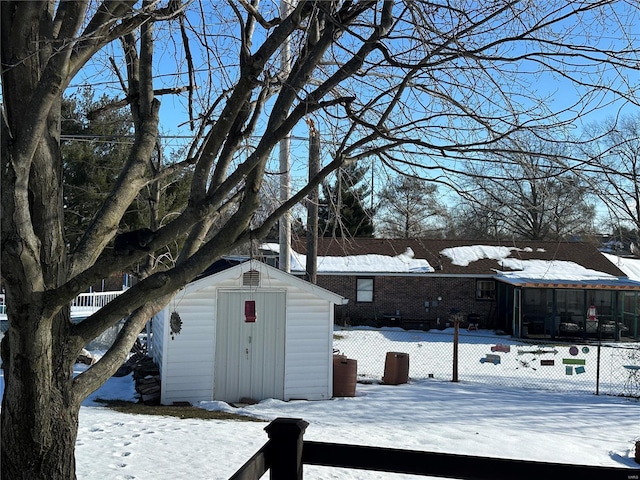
[356,278,374,303]
[476,280,495,300]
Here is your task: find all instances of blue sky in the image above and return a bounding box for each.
[61,1,640,230]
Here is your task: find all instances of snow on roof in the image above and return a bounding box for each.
[440,245,515,267]
[602,253,640,281]
[261,242,619,281]
[260,243,434,273]
[441,245,615,281]
[495,259,616,281]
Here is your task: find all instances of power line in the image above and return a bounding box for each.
[68,67,217,90]
[60,133,316,142]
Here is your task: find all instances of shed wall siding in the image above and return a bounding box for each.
[284,291,332,400]
[151,309,165,367]
[161,286,216,405]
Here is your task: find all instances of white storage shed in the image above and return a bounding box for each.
[151,260,345,405]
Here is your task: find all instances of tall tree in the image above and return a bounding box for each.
[376,175,446,238]
[582,114,640,242]
[454,133,596,240]
[1,1,638,478]
[445,199,508,240]
[318,163,375,237]
[62,89,191,270]
[62,89,135,248]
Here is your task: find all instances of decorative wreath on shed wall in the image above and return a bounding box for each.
[170,311,183,340]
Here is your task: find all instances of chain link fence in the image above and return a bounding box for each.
[333,326,640,398]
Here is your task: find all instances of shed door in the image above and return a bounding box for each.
[214,291,286,402]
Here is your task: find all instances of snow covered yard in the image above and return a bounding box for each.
[3,328,640,479]
[73,372,640,479]
[70,327,640,479]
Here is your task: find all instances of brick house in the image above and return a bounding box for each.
[261,238,640,340]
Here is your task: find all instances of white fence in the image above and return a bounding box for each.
[71,291,123,313]
[0,290,125,330]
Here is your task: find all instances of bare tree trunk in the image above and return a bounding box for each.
[0,41,81,476]
[1,309,80,480]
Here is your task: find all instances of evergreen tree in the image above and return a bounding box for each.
[62,89,134,249]
[62,89,191,253]
[318,163,374,237]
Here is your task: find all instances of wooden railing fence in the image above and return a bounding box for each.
[230,417,639,480]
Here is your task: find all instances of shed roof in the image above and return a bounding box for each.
[183,258,347,304]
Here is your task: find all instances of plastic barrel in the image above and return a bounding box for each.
[333,355,357,397]
[382,352,409,385]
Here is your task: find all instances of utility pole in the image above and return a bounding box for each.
[305,118,319,284]
[278,0,292,273]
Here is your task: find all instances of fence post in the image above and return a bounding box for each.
[452,320,459,382]
[596,342,601,395]
[265,417,309,480]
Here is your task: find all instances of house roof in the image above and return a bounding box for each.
[290,237,627,277]
[277,238,640,290]
[194,256,247,280]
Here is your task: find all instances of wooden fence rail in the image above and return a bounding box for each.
[230,417,639,480]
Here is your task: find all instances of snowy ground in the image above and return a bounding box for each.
[3,330,640,479]
[75,371,640,480]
